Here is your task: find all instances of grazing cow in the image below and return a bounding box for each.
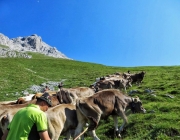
[74,89,146,140]
[56,87,95,105]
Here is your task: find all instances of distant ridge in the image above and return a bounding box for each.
[0,33,70,59]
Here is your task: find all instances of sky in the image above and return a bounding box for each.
[1,0,180,67]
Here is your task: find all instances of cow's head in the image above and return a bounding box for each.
[130,96,146,113]
[140,71,146,77]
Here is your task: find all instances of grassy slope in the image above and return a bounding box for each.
[0,53,180,140]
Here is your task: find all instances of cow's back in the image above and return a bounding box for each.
[77,89,128,118]
[73,87,95,98]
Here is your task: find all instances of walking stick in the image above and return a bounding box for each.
[74,127,88,140]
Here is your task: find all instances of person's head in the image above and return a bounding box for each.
[36,92,52,112]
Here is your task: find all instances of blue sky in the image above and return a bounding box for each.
[1,0,180,67]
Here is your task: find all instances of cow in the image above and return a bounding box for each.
[32,91,57,99]
[113,77,133,92]
[0,103,80,140]
[94,77,132,93]
[0,94,60,134]
[0,94,36,105]
[0,101,33,135]
[47,104,78,140]
[123,71,146,85]
[1,92,60,107]
[56,87,95,105]
[94,80,114,92]
[74,89,146,140]
[31,93,60,107]
[15,94,35,104]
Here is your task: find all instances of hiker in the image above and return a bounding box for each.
[1,92,52,140]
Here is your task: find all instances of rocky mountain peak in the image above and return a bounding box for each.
[0,33,70,59]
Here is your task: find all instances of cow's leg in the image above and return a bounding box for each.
[65,130,72,140]
[74,109,86,140]
[115,97,128,134]
[112,115,121,138]
[118,110,128,133]
[88,130,100,140]
[47,118,62,140]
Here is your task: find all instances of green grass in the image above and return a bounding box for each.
[1,53,180,139]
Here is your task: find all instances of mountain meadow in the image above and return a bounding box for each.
[0,52,180,140]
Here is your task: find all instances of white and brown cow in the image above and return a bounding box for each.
[74,89,146,140]
[56,87,95,105]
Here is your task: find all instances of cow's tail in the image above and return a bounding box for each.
[76,99,98,131]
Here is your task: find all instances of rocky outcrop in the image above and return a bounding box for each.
[0,33,69,59]
[0,47,31,58]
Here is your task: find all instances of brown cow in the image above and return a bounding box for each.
[93,80,114,93]
[74,89,146,139]
[47,104,78,140]
[56,87,95,105]
[0,104,79,140]
[1,92,60,107]
[0,101,34,135]
[94,77,132,93]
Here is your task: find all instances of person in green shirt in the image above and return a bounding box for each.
[1,92,52,140]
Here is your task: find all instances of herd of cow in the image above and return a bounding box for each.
[0,71,146,140]
[90,71,146,93]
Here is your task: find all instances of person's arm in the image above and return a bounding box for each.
[39,130,51,140]
[1,129,9,140]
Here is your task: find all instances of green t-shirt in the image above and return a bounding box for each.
[7,104,48,140]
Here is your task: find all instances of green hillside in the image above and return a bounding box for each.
[1,53,180,140]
